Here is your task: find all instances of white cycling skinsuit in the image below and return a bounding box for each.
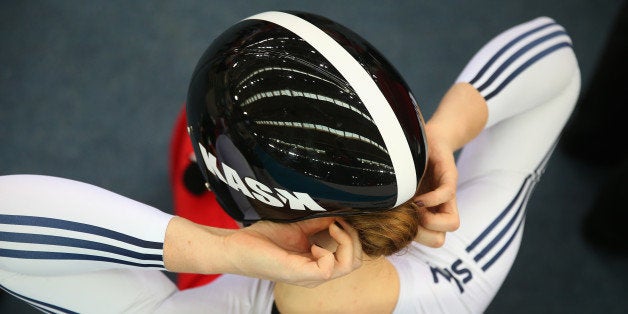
[0,16,579,313]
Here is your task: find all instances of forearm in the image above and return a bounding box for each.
[162,216,236,274]
[425,82,488,151]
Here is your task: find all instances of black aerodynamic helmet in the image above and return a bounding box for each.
[187,11,427,223]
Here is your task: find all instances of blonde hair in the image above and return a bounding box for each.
[344,202,419,256]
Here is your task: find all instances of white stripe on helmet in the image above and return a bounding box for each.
[245,11,417,206]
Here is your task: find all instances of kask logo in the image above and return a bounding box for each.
[198,143,327,212]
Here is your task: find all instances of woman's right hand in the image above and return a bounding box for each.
[412,129,460,247]
[411,83,488,247]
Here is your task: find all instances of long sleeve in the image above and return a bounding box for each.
[455,16,580,183]
[390,17,580,314]
[0,175,180,313]
[456,16,579,129]
[0,174,173,275]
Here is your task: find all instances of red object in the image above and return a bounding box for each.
[169,105,239,290]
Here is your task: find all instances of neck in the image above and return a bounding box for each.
[273,255,399,313]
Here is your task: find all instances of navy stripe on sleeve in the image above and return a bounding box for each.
[0,231,163,263]
[467,141,556,270]
[476,30,568,93]
[481,212,527,271]
[469,21,557,85]
[0,249,164,268]
[465,175,531,253]
[473,185,529,262]
[483,42,572,101]
[0,214,163,250]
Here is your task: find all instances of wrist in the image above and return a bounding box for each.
[163,216,236,274]
[424,122,456,153]
[210,227,242,275]
[425,83,487,151]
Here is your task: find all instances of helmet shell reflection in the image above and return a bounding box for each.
[187,11,427,223]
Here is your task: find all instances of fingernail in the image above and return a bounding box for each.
[414,200,425,207]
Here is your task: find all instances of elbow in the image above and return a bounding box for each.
[520,17,581,106]
[547,18,582,105]
[543,17,581,87]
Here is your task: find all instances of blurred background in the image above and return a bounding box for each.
[1,1,626,313]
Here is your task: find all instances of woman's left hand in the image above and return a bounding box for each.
[225,218,363,287]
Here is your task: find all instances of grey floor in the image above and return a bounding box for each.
[1,1,626,313]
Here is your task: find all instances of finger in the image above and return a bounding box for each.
[335,219,363,268]
[414,225,447,248]
[311,243,332,259]
[418,200,460,232]
[328,221,356,276]
[413,179,457,208]
[309,229,339,253]
[283,246,333,287]
[311,244,334,279]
